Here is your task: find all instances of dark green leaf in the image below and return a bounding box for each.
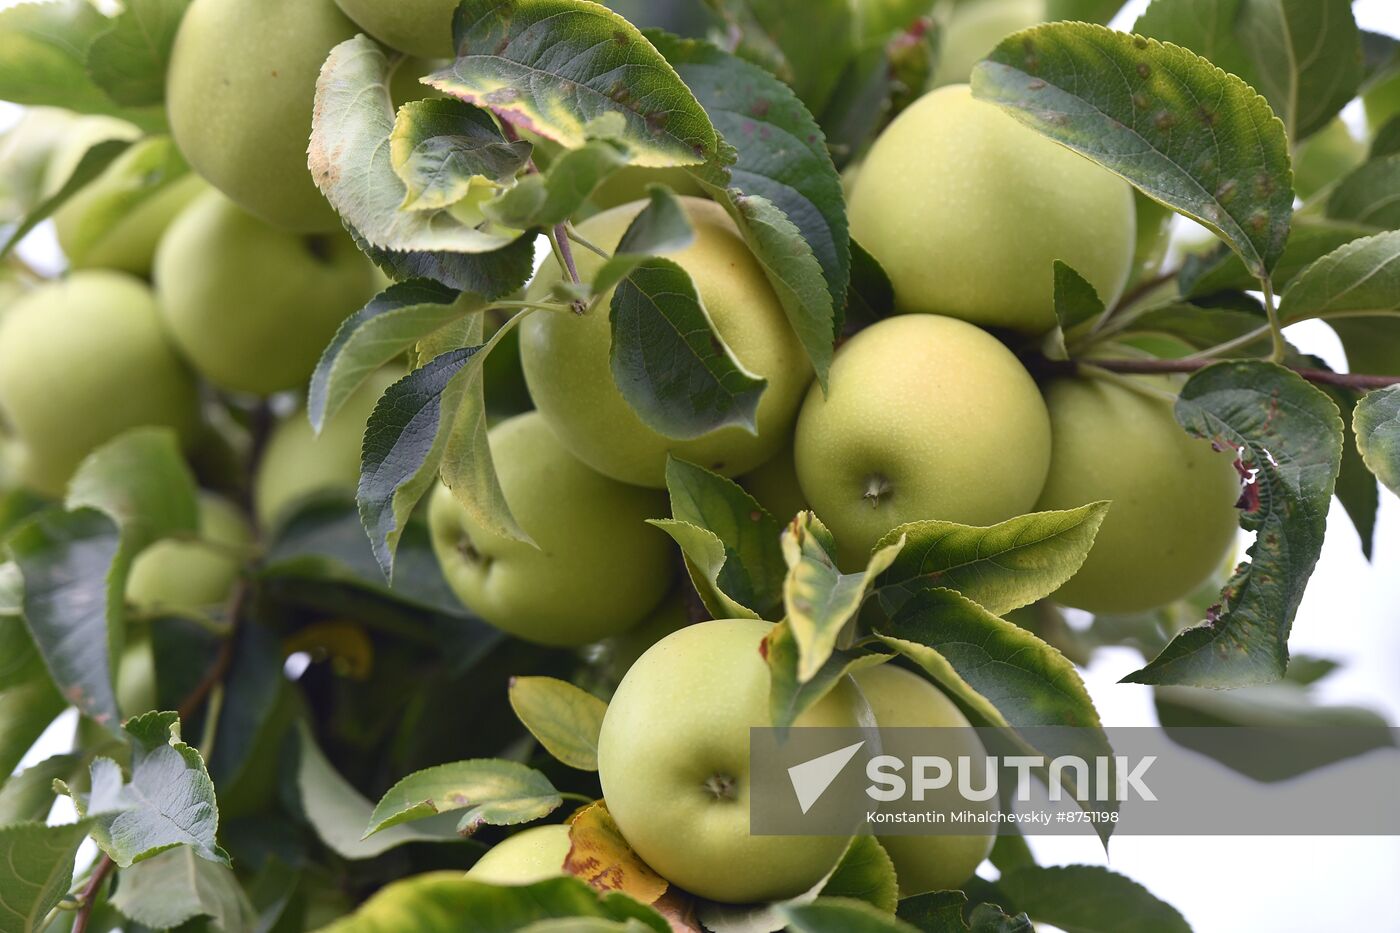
[590,183,697,296]
[780,897,917,933]
[309,280,473,432]
[609,256,767,439]
[1116,300,1269,358]
[0,615,64,781]
[1048,0,1126,23]
[1133,0,1256,85]
[484,139,626,228]
[1372,114,1400,160]
[872,504,1110,620]
[659,33,847,383]
[1052,260,1106,344]
[973,22,1293,278]
[702,0,853,115]
[109,846,257,931]
[766,620,891,730]
[0,138,131,259]
[62,710,227,867]
[1180,218,1374,299]
[365,758,562,838]
[1126,362,1343,687]
[390,98,532,212]
[0,820,92,933]
[1326,154,1400,230]
[1354,384,1400,498]
[507,676,608,771]
[818,836,898,914]
[994,864,1190,933]
[1277,230,1400,323]
[1314,382,1379,559]
[86,0,189,107]
[844,239,894,332]
[428,0,718,167]
[349,223,538,298]
[895,890,974,933]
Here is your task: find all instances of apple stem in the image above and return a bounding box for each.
[704,773,738,801]
[863,474,893,509]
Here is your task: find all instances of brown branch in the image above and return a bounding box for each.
[71,855,115,933]
[1070,357,1400,390]
[177,575,249,723]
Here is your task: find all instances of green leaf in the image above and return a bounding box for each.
[766,620,891,730]
[1278,230,1400,324]
[609,256,767,439]
[309,36,517,255]
[86,0,189,107]
[1372,114,1400,160]
[63,710,226,867]
[359,316,528,579]
[0,0,160,124]
[109,845,257,932]
[1180,218,1374,299]
[0,615,64,781]
[507,676,608,771]
[993,864,1190,933]
[1051,261,1106,354]
[1234,0,1362,142]
[1354,385,1400,498]
[0,753,82,825]
[1133,0,1257,86]
[590,184,697,296]
[1326,154,1400,230]
[819,838,898,915]
[349,223,538,298]
[484,139,627,229]
[294,724,462,860]
[1114,300,1269,358]
[779,897,917,933]
[427,0,718,168]
[365,759,563,838]
[895,891,977,932]
[1313,381,1379,559]
[844,239,894,332]
[0,820,92,933]
[66,427,200,547]
[1126,362,1343,687]
[648,457,785,619]
[657,33,849,384]
[783,512,903,683]
[700,0,854,116]
[972,21,1293,279]
[390,98,532,212]
[309,280,474,432]
[321,874,668,933]
[871,504,1111,620]
[0,137,131,259]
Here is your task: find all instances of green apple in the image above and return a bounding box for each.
[584,167,706,216]
[848,84,1135,332]
[932,0,1044,87]
[51,136,205,276]
[333,0,458,58]
[593,594,691,687]
[166,0,357,231]
[852,664,993,896]
[427,412,672,647]
[155,189,378,395]
[116,626,158,718]
[597,618,862,903]
[464,825,572,885]
[794,315,1051,568]
[521,196,812,487]
[1035,375,1241,614]
[127,495,252,618]
[254,367,402,530]
[739,440,808,524]
[1128,192,1173,290]
[0,272,199,497]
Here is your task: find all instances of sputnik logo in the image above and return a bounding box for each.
[787,740,865,814]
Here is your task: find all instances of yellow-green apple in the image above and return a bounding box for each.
[127,495,252,618]
[427,412,672,647]
[739,440,808,524]
[597,618,863,903]
[0,272,199,497]
[932,0,1044,87]
[464,825,571,884]
[852,663,993,896]
[794,315,1051,568]
[51,136,205,276]
[848,84,1135,332]
[1035,375,1241,614]
[253,367,402,530]
[154,189,377,395]
[333,0,458,58]
[166,0,357,231]
[520,196,812,487]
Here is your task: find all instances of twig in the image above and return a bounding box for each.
[177,577,249,724]
[1048,356,1400,391]
[71,855,115,933]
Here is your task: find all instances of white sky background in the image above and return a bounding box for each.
[3,1,1400,931]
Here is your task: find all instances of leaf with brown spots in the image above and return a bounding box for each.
[565,801,669,906]
[364,757,563,839]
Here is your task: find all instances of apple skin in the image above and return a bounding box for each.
[1035,375,1241,614]
[594,594,691,688]
[127,495,251,618]
[852,664,993,896]
[427,412,673,647]
[333,0,458,58]
[848,84,1135,332]
[739,440,808,525]
[51,136,205,276]
[166,0,357,232]
[0,272,199,497]
[520,196,812,488]
[794,315,1052,569]
[932,0,1044,87]
[597,618,862,904]
[154,190,378,395]
[464,825,572,885]
[253,367,402,530]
